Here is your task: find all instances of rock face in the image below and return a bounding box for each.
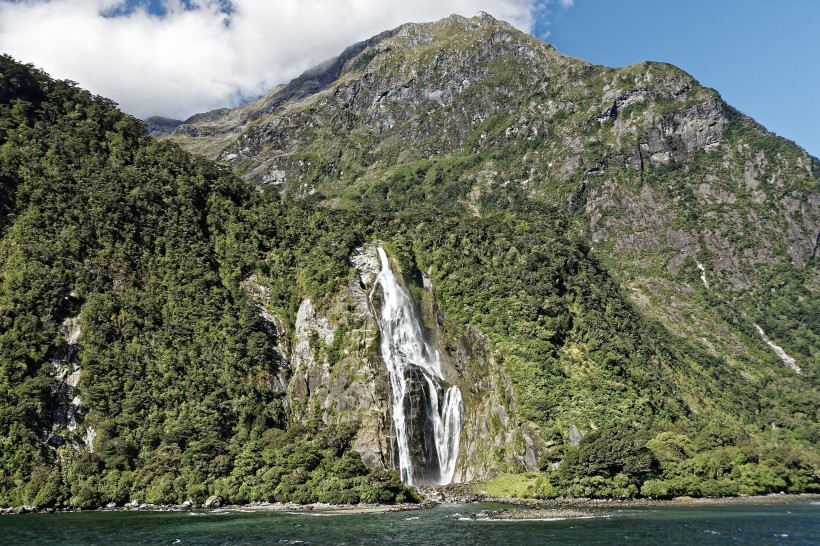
[167,12,818,383]
[169,14,568,188]
[402,366,441,480]
[143,116,182,137]
[242,242,543,481]
[283,247,391,470]
[435,322,546,482]
[51,315,82,431]
[48,311,92,451]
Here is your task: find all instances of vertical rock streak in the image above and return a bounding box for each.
[373,247,463,485]
[754,324,802,374]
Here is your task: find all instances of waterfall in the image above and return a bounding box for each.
[372,246,463,485]
[696,261,709,289]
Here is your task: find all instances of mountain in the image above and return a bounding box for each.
[0,12,818,508]
[165,12,819,485]
[166,13,819,370]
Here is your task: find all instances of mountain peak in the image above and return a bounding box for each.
[160,13,818,380]
[162,12,561,143]
[244,13,522,125]
[432,10,511,28]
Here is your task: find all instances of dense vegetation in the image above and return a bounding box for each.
[0,56,414,508]
[167,14,819,397]
[0,45,817,510]
[385,209,818,499]
[484,425,818,500]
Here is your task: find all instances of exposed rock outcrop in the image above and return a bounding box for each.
[267,243,547,481]
[48,312,85,449]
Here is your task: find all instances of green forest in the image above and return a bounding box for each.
[0,55,817,509]
[0,56,414,507]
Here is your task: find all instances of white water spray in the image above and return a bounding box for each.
[372,247,463,485]
[696,261,709,289]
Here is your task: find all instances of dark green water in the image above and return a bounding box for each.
[1,500,818,545]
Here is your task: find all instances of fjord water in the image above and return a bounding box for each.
[2,501,818,545]
[372,247,463,485]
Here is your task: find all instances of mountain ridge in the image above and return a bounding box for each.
[162,12,818,370]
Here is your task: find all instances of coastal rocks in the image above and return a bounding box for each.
[116,500,196,511]
[467,507,592,520]
[1,505,38,514]
[417,483,485,504]
[204,496,222,509]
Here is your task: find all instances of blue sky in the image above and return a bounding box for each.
[0,1,817,157]
[540,1,820,158]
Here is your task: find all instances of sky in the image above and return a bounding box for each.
[0,0,818,157]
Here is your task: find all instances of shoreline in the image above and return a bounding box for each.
[451,492,820,509]
[2,492,818,516]
[0,500,432,516]
[458,492,820,519]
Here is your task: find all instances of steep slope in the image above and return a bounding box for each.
[0,55,416,508]
[166,12,818,406]
[162,13,818,495]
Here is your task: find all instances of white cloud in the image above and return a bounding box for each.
[0,0,537,120]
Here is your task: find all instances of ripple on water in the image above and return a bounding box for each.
[1,499,817,545]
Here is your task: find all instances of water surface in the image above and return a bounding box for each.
[2,500,818,545]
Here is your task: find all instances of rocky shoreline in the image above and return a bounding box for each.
[420,483,820,508]
[0,494,433,516]
[2,490,818,516]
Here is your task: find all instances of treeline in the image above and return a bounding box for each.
[497,426,818,500]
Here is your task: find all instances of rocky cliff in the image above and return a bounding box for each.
[239,242,544,482]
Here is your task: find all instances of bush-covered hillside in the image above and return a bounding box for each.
[0,29,817,509]
[0,55,415,508]
[160,13,818,498]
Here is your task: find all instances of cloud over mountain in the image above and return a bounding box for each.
[0,0,537,119]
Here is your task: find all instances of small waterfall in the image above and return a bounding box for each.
[372,247,463,485]
[696,261,709,289]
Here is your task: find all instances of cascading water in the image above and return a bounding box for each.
[372,247,463,485]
